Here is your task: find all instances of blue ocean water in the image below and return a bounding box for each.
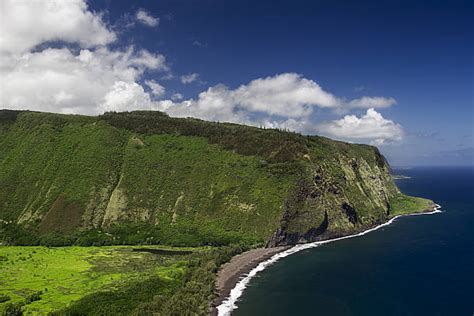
[234,167,474,315]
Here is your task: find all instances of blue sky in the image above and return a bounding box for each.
[1,0,472,166]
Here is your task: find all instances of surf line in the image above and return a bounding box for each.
[216,204,442,316]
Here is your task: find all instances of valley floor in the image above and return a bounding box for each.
[0,245,210,315]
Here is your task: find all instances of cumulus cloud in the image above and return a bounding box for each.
[154,73,341,122]
[348,96,397,108]
[0,0,116,54]
[316,108,404,145]
[132,50,168,71]
[180,73,200,84]
[232,73,339,116]
[136,9,159,27]
[155,84,239,122]
[171,93,183,100]
[0,0,168,115]
[145,80,166,97]
[102,81,153,112]
[1,46,168,114]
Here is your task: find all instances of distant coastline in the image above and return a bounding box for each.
[213,203,441,316]
[392,174,412,180]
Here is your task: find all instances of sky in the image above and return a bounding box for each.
[0,0,472,166]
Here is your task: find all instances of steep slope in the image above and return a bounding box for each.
[0,110,433,247]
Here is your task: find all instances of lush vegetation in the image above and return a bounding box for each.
[0,111,126,226]
[100,111,309,163]
[0,245,246,315]
[57,245,246,315]
[0,110,297,246]
[389,194,434,216]
[115,133,295,240]
[0,221,260,248]
[0,245,184,314]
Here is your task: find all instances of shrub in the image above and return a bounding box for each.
[25,291,42,304]
[0,293,11,303]
[1,302,23,316]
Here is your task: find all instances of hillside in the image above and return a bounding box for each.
[0,110,433,247]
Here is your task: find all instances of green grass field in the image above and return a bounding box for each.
[389,194,434,216]
[0,245,198,314]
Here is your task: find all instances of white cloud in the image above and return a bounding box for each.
[171,93,183,100]
[232,73,339,117]
[0,1,169,115]
[136,9,159,27]
[192,40,208,48]
[0,0,116,54]
[259,117,315,134]
[102,81,153,112]
[349,96,397,108]
[145,80,165,97]
[155,84,238,122]
[180,73,199,84]
[132,50,168,71]
[161,73,175,80]
[1,47,167,114]
[316,108,404,145]
[153,73,342,123]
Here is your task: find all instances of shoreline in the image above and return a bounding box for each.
[210,246,289,316]
[212,203,442,316]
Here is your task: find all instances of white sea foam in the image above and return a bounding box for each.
[216,204,442,316]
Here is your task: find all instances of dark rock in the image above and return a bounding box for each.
[303,211,329,240]
[385,200,391,215]
[310,191,319,199]
[351,160,358,171]
[313,174,322,183]
[267,211,329,246]
[341,202,358,225]
[328,185,340,195]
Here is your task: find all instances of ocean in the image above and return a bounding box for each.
[231,167,474,315]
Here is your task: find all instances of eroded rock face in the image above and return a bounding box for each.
[341,202,358,225]
[267,149,399,247]
[102,175,128,226]
[302,211,329,241]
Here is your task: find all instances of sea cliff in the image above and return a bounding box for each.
[0,110,432,247]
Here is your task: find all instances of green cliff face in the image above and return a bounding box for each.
[0,110,433,247]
